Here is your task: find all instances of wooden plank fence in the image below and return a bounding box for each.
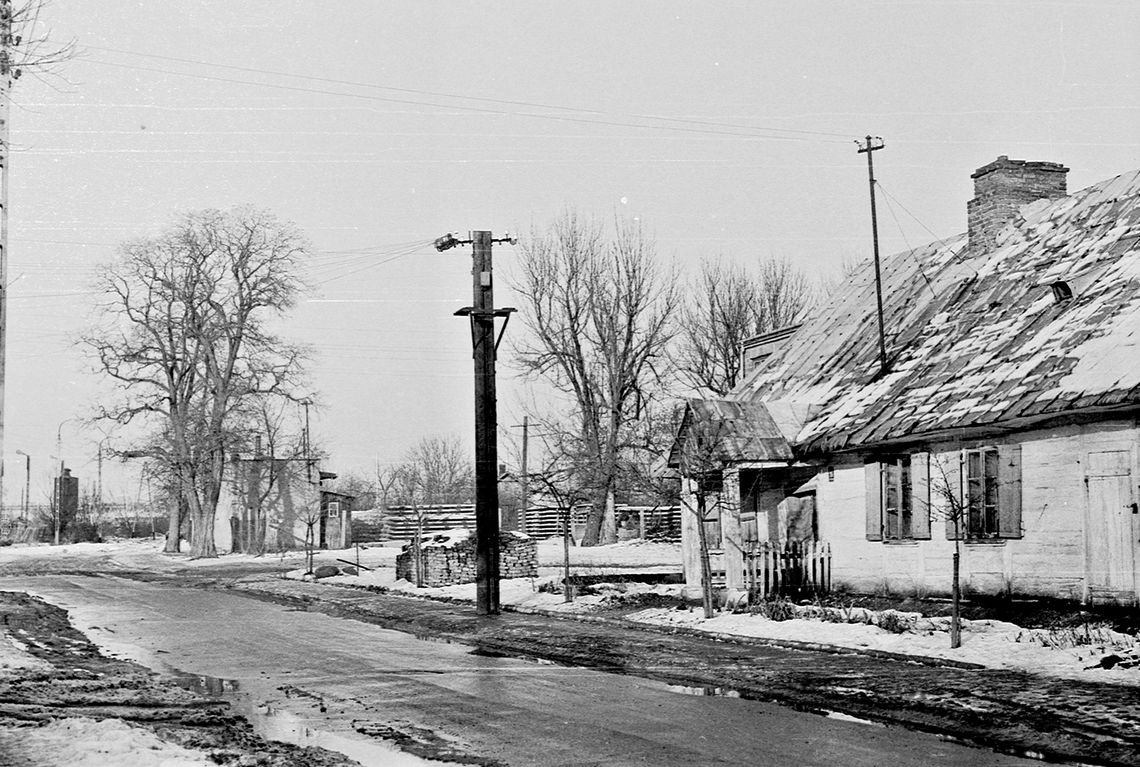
[709,541,831,598]
[745,541,831,599]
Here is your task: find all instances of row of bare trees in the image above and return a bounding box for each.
[510,211,818,546]
[81,205,813,558]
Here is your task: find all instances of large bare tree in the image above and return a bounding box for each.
[676,257,812,396]
[84,208,310,558]
[513,212,676,546]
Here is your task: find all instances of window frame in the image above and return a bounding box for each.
[963,447,1000,539]
[881,456,914,541]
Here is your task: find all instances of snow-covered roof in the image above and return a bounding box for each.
[735,168,1140,453]
[668,398,797,467]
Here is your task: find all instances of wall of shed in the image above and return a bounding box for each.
[817,420,1138,602]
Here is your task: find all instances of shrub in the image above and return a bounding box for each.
[763,598,796,622]
[875,609,917,634]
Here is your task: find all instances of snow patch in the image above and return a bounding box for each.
[0,717,214,767]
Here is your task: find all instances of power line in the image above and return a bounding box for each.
[82,58,850,145]
[873,180,969,266]
[84,44,853,141]
[875,181,935,295]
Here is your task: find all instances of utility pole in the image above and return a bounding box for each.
[301,398,313,483]
[857,135,889,377]
[436,230,516,616]
[519,415,528,534]
[0,1,14,517]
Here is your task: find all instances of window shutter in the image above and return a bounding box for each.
[911,452,931,539]
[865,462,882,541]
[945,450,965,540]
[997,443,1023,539]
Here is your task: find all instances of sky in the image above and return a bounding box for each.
[2,0,1137,506]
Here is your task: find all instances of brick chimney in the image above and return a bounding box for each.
[967,156,1069,252]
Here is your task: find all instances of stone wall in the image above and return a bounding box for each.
[396,529,538,587]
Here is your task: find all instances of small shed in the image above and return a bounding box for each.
[320,490,354,550]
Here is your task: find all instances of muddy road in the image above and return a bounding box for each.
[3,573,1113,766]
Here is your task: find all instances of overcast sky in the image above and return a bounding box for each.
[4,1,1138,504]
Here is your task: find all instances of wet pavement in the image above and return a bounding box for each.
[1,574,1061,767]
[219,574,1140,766]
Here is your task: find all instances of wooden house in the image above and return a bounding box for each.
[674,158,1140,605]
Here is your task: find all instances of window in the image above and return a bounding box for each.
[881,457,912,540]
[327,501,341,518]
[865,454,931,542]
[964,448,999,538]
[944,444,1023,541]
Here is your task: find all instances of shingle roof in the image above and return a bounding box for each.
[735,169,1140,454]
[668,398,796,468]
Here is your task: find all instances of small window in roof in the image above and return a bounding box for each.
[1050,281,1073,303]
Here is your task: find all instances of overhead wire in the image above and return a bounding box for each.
[81,57,851,145]
[875,179,971,268]
[875,181,935,295]
[83,45,853,142]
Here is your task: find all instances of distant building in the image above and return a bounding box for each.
[217,454,351,553]
[673,157,1140,605]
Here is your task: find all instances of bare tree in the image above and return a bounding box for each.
[404,435,473,507]
[393,461,426,587]
[676,257,812,396]
[6,2,76,78]
[922,455,964,647]
[513,212,676,546]
[83,208,311,558]
[527,462,591,603]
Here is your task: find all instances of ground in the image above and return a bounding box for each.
[0,590,359,767]
[0,537,1138,765]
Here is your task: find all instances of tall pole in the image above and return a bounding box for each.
[857,135,888,377]
[15,448,25,521]
[96,442,103,509]
[0,1,13,516]
[301,399,312,483]
[519,415,528,534]
[471,231,500,615]
[438,230,515,616]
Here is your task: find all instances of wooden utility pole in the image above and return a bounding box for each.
[0,1,13,515]
[439,230,516,616]
[857,135,888,377]
[519,415,528,533]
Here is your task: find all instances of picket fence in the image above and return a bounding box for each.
[710,541,831,599]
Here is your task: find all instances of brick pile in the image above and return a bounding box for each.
[396,529,538,586]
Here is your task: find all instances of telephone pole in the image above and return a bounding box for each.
[519,415,528,533]
[436,230,516,616]
[857,135,889,377]
[0,1,14,515]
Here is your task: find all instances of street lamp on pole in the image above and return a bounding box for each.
[14,449,28,522]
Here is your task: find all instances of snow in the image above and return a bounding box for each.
[0,717,216,767]
[0,632,52,679]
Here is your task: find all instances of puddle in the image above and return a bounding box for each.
[467,646,558,666]
[168,671,448,766]
[662,682,885,728]
[667,684,743,698]
[823,710,885,727]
